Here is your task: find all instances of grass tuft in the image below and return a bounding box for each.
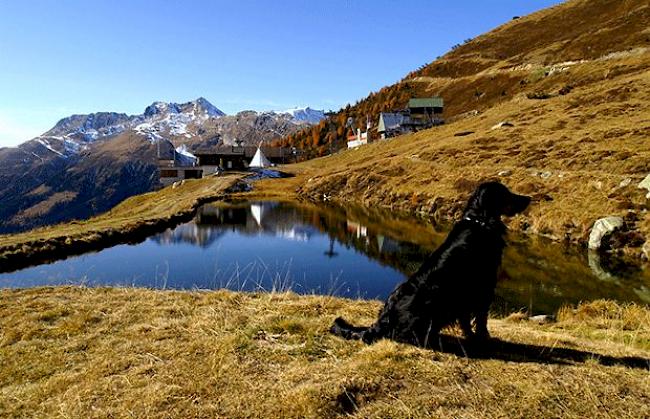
[1,287,649,418]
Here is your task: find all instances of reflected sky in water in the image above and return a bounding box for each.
[1,201,649,314]
[0,203,417,300]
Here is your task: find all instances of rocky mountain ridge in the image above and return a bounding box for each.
[0,98,325,233]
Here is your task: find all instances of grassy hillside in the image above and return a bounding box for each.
[261,0,650,256]
[1,287,648,418]
[277,0,650,157]
[0,132,162,234]
[269,51,650,250]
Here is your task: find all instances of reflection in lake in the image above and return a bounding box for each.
[1,201,649,315]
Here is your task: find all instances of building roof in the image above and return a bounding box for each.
[193,145,292,159]
[378,112,409,132]
[408,97,444,109]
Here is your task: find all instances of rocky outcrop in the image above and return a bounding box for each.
[638,174,650,199]
[588,216,624,250]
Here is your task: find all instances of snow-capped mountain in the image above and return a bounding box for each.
[32,97,227,156]
[281,107,326,124]
[44,112,131,140]
[26,99,325,159]
[0,97,325,233]
[137,97,227,142]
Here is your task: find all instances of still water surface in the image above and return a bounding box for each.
[1,201,648,315]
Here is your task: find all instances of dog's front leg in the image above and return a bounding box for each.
[459,314,474,339]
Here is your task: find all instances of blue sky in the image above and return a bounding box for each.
[0,0,561,147]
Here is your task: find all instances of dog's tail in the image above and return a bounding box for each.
[330,317,379,344]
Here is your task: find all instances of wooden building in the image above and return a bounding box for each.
[378,97,444,139]
[159,145,297,187]
[194,145,296,170]
[408,97,444,124]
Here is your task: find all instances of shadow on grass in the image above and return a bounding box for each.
[428,335,650,370]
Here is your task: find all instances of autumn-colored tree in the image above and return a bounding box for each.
[276,57,443,159]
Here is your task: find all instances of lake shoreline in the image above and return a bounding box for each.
[2,163,647,277]
[0,174,244,274]
[2,177,648,313]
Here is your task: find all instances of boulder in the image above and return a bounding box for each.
[491,121,514,130]
[528,314,555,324]
[638,174,650,198]
[540,171,552,179]
[588,216,624,250]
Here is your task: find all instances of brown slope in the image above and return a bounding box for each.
[265,0,650,256]
[0,133,160,233]
[278,0,650,156]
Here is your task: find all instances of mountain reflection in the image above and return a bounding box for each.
[3,200,648,314]
[150,202,422,274]
[151,201,650,313]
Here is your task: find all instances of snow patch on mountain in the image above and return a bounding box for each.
[63,138,83,155]
[282,107,326,124]
[134,122,165,144]
[36,138,65,157]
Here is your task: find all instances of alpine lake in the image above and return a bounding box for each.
[2,200,649,316]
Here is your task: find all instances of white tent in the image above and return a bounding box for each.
[249,144,272,168]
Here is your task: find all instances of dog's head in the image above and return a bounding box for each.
[464,181,531,218]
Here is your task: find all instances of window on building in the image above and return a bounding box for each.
[184,170,202,179]
[160,169,178,178]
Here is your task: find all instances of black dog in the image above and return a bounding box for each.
[330,181,531,347]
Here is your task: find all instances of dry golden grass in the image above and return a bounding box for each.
[0,287,648,419]
[254,50,650,258]
[0,174,243,270]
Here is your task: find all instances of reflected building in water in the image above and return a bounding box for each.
[3,199,649,313]
[147,201,650,314]
[152,203,321,246]
[151,203,415,265]
[153,223,226,248]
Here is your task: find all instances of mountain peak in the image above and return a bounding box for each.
[143,101,180,118]
[193,97,226,117]
[282,107,325,124]
[143,98,225,118]
[45,112,131,141]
